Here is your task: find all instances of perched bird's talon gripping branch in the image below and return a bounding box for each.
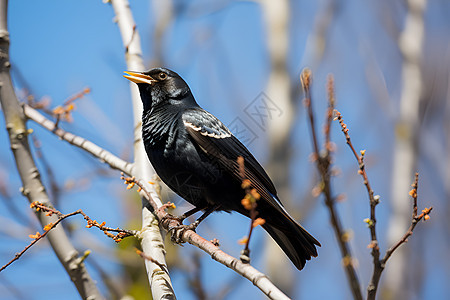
[124,67,321,270]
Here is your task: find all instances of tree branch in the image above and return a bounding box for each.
[301,69,363,300]
[107,1,176,298]
[335,111,433,300]
[23,104,134,175]
[123,176,291,300]
[0,1,104,298]
[0,202,136,272]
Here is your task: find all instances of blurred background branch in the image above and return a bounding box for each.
[386,1,427,299]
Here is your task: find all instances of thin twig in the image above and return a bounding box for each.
[301,69,321,158]
[52,87,90,129]
[236,156,264,262]
[334,111,433,300]
[63,87,91,106]
[0,210,78,272]
[367,175,432,300]
[0,203,136,273]
[120,173,159,212]
[301,69,363,300]
[382,206,432,263]
[24,104,134,175]
[334,110,380,251]
[325,74,335,152]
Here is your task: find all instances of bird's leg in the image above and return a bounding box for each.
[168,204,221,244]
[188,204,221,230]
[178,206,204,221]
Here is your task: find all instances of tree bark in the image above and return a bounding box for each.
[0,0,104,298]
[110,0,176,298]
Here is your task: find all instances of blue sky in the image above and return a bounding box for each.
[1,1,448,299]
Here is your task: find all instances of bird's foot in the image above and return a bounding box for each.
[160,213,186,228]
[168,221,200,244]
[159,213,185,232]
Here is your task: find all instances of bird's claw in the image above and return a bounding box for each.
[168,221,199,244]
[160,213,186,227]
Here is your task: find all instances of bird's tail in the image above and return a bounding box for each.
[262,211,320,270]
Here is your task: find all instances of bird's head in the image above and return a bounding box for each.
[124,67,192,111]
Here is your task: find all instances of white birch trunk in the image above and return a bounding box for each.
[110,1,176,298]
[259,0,296,295]
[384,1,427,299]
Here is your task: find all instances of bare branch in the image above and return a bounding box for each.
[335,111,433,300]
[51,87,90,128]
[334,111,379,244]
[0,1,103,298]
[1,202,136,272]
[24,104,134,175]
[382,200,432,264]
[183,228,290,300]
[301,69,363,300]
[237,156,265,263]
[0,209,80,273]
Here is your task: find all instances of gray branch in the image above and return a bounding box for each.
[181,230,290,300]
[109,0,176,298]
[0,0,104,298]
[23,105,134,175]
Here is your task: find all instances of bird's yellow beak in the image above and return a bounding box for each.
[123,71,156,85]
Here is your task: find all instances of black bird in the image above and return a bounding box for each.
[124,67,320,270]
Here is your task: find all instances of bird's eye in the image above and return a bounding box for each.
[158,72,167,80]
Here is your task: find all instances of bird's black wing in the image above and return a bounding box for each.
[182,108,285,212]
